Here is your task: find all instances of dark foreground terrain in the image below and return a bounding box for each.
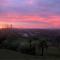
[0,28,60,60]
[0,48,60,60]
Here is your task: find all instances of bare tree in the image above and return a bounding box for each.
[39,38,48,56]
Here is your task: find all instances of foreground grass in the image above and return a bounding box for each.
[0,48,60,60]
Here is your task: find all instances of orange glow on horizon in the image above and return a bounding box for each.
[0,22,13,29]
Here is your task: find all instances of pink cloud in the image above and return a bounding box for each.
[0,12,60,29]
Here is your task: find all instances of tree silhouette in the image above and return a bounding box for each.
[39,38,48,56]
[56,36,60,48]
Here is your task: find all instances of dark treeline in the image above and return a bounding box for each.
[0,28,60,56]
[0,28,60,47]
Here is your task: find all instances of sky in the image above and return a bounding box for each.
[0,0,60,29]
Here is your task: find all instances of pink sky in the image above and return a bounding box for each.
[0,0,60,29]
[0,13,60,29]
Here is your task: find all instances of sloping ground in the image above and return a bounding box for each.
[48,47,60,55]
[0,49,60,60]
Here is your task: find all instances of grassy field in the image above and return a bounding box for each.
[0,48,60,60]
